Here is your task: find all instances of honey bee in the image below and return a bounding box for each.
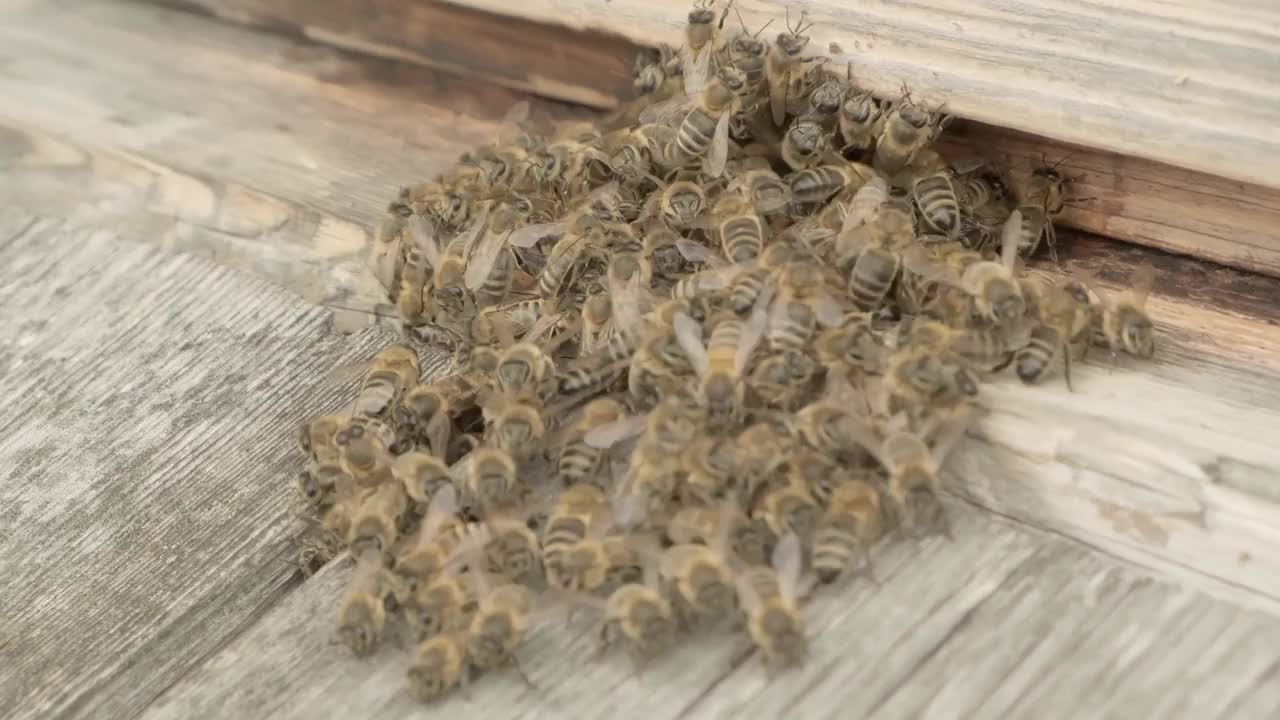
[464,446,521,512]
[404,557,477,643]
[754,480,820,545]
[640,65,751,177]
[384,208,433,327]
[1013,277,1094,388]
[873,87,949,178]
[661,498,740,626]
[541,482,607,585]
[709,191,767,264]
[813,477,883,583]
[804,68,845,130]
[727,159,792,215]
[680,0,731,96]
[788,161,876,205]
[780,118,828,171]
[555,397,628,488]
[339,430,396,490]
[674,301,770,432]
[729,241,794,315]
[350,344,421,419]
[642,220,692,280]
[483,509,543,586]
[349,480,410,556]
[579,292,614,356]
[406,631,470,703]
[912,169,962,239]
[1088,263,1157,359]
[299,414,344,465]
[491,341,557,406]
[679,434,740,504]
[632,43,682,98]
[765,9,815,126]
[846,408,980,538]
[735,532,808,673]
[465,576,540,683]
[1010,164,1069,258]
[463,196,542,309]
[337,548,400,657]
[904,209,1027,325]
[598,540,678,669]
[396,383,462,459]
[606,123,678,180]
[718,7,772,92]
[485,399,546,462]
[394,485,474,582]
[838,73,882,158]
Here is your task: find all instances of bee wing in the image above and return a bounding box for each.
[409,213,442,269]
[705,109,732,178]
[368,225,402,293]
[673,311,711,377]
[682,45,711,97]
[638,96,693,125]
[608,268,645,335]
[843,176,888,232]
[736,286,774,374]
[451,202,491,260]
[507,221,564,248]
[425,412,452,461]
[584,414,648,449]
[771,532,804,603]
[710,495,740,558]
[949,157,987,175]
[502,99,531,126]
[1129,262,1156,306]
[685,261,750,293]
[842,416,891,469]
[676,237,720,265]
[1000,208,1023,270]
[813,293,847,328]
[752,191,793,215]
[325,360,373,386]
[926,405,983,469]
[464,229,509,290]
[900,245,963,289]
[420,484,459,540]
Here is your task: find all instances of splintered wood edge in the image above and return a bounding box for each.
[155,0,1280,279]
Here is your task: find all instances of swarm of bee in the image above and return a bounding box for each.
[293,1,1158,701]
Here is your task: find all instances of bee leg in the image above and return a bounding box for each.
[1046,222,1061,266]
[509,655,538,690]
[990,351,1015,374]
[1062,343,1075,393]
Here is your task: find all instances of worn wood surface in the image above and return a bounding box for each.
[5,1,1280,716]
[142,507,1280,719]
[434,0,1280,190]
[147,0,1280,278]
[0,215,399,720]
[0,0,580,333]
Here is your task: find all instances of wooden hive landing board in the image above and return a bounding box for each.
[142,507,1280,719]
[157,0,1280,278]
[0,214,406,719]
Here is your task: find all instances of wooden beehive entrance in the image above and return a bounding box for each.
[2,1,1278,718]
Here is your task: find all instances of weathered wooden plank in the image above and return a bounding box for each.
[0,0,578,332]
[160,0,635,109]
[0,217,407,720]
[141,506,1280,718]
[138,506,1028,718]
[120,0,1280,279]
[872,543,1280,720]
[434,0,1280,191]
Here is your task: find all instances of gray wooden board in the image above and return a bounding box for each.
[0,214,405,719]
[139,502,1280,719]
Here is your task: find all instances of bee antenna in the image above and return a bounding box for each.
[1052,152,1076,172]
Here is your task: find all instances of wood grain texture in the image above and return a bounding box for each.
[0,0,580,333]
[141,508,1280,719]
[0,217,402,720]
[162,0,636,109]
[145,0,1280,278]
[436,0,1280,190]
